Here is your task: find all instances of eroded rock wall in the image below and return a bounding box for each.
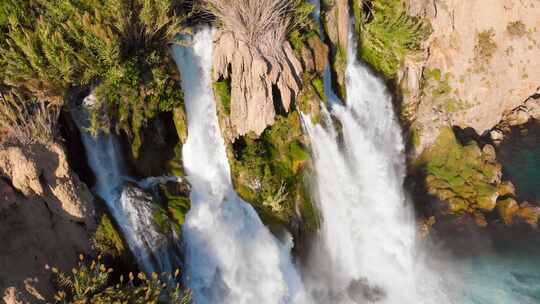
[402,0,540,153]
[0,143,96,302]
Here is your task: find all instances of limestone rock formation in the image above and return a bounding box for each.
[212,31,303,140]
[322,0,350,99]
[0,143,96,302]
[0,143,95,225]
[402,0,540,153]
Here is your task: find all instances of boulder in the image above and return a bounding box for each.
[517,202,540,228]
[481,144,497,163]
[497,197,519,225]
[497,181,516,197]
[490,129,505,143]
[506,108,530,126]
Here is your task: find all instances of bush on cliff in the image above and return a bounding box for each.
[52,255,191,303]
[0,0,187,157]
[357,0,430,78]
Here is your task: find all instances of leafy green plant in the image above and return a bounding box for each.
[52,255,191,304]
[358,0,430,78]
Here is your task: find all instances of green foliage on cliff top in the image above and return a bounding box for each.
[421,127,500,214]
[357,0,430,78]
[0,0,187,154]
[52,255,191,303]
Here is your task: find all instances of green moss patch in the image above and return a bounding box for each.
[421,127,501,215]
[92,214,125,258]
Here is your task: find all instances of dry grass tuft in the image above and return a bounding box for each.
[204,0,298,57]
[0,90,60,145]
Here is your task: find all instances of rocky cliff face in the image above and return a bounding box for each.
[401,0,540,153]
[213,31,303,140]
[0,143,96,303]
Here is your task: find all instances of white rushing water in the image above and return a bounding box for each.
[171,28,308,304]
[302,25,450,302]
[73,102,181,275]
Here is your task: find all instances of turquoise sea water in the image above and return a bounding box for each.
[462,122,540,303]
[463,248,540,303]
[497,122,540,201]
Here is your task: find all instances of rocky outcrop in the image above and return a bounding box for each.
[322,0,350,100]
[0,143,96,302]
[212,31,303,140]
[402,0,540,153]
[0,143,95,226]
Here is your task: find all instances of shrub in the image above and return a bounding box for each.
[507,21,527,37]
[474,29,497,69]
[205,0,312,58]
[0,0,187,153]
[52,255,191,303]
[0,89,59,145]
[358,0,430,78]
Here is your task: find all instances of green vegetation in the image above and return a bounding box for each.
[420,68,470,115]
[474,29,497,70]
[507,21,527,38]
[357,0,430,78]
[52,255,191,303]
[214,79,232,115]
[92,215,125,258]
[231,111,318,231]
[0,0,187,156]
[160,183,190,228]
[421,128,501,215]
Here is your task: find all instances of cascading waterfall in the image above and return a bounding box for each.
[72,100,182,275]
[171,28,308,304]
[301,15,450,304]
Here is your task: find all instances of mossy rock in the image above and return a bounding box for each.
[92,214,126,258]
[420,127,503,218]
[230,111,318,232]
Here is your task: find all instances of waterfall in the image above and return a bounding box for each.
[301,12,450,303]
[72,99,182,275]
[171,28,308,304]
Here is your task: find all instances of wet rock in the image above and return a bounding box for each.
[481,144,497,163]
[497,197,519,225]
[307,35,329,74]
[490,129,505,143]
[506,109,530,126]
[498,181,516,197]
[347,278,386,303]
[477,191,499,212]
[517,202,540,228]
